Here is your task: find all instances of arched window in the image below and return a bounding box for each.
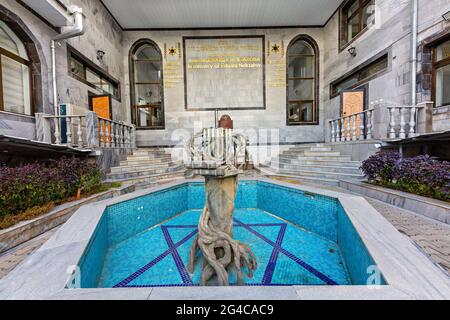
[130,40,164,129]
[287,36,319,125]
[0,20,32,115]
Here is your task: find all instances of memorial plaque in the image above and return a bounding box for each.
[183,36,265,110]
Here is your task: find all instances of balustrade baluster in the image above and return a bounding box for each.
[330,121,335,143]
[367,110,373,140]
[54,118,61,145]
[115,123,120,148]
[333,121,338,143]
[105,123,110,148]
[389,107,397,139]
[352,115,357,141]
[120,125,124,148]
[126,127,131,148]
[346,117,351,142]
[77,116,83,147]
[99,120,105,148]
[111,123,116,148]
[340,119,345,142]
[359,113,365,141]
[66,117,72,147]
[399,107,406,139]
[409,107,417,137]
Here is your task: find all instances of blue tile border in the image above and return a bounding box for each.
[113,217,339,288]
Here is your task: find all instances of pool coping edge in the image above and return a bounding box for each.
[0,178,448,300]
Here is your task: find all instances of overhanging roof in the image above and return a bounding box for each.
[100,0,343,30]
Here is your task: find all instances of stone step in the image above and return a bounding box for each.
[131,150,169,156]
[279,154,352,161]
[124,154,173,161]
[107,165,185,180]
[287,143,325,149]
[303,151,342,157]
[258,167,340,186]
[267,161,362,174]
[105,170,186,184]
[119,157,175,166]
[287,146,332,152]
[273,168,364,180]
[277,158,361,167]
[110,161,183,174]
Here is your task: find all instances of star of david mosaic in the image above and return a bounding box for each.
[168,47,177,56]
[113,217,341,288]
[271,44,281,53]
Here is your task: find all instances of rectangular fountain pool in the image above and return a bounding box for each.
[77,181,385,288]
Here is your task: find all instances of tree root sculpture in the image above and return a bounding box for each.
[187,176,257,286]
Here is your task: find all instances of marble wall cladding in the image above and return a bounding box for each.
[123,28,326,147]
[96,148,129,174]
[323,0,450,133]
[0,113,36,140]
[432,106,450,132]
[2,0,449,146]
[0,0,126,125]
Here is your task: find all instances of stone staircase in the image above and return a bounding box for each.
[259,143,364,186]
[105,148,186,184]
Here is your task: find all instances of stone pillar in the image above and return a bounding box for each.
[86,111,99,149]
[35,113,52,143]
[416,101,433,134]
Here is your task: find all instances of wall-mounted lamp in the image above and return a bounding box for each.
[443,11,450,22]
[97,50,105,62]
[348,46,357,57]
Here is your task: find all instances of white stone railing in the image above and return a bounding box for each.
[386,105,424,139]
[328,109,374,143]
[35,111,136,150]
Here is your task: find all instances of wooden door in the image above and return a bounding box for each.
[90,94,112,144]
[341,89,365,139]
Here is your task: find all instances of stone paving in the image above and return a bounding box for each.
[0,173,448,283]
[0,227,58,280]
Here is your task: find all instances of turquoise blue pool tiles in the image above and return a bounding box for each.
[96,209,350,288]
[77,214,108,288]
[336,204,387,285]
[256,182,339,242]
[106,184,188,246]
[79,181,383,287]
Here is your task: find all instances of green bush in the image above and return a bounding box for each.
[0,157,102,217]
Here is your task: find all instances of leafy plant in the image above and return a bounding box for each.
[0,157,103,217]
[361,152,450,201]
[360,151,401,181]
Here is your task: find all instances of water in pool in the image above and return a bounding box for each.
[78,181,381,288]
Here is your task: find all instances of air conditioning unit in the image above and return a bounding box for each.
[59,103,88,147]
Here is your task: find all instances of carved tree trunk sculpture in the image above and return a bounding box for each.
[188,175,257,286]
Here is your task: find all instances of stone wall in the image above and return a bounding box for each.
[0,0,125,141]
[322,0,450,141]
[123,28,326,147]
[1,0,449,149]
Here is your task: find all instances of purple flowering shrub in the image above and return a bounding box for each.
[0,158,101,216]
[361,152,450,201]
[360,152,401,181]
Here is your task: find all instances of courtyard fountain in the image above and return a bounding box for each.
[185,123,257,286]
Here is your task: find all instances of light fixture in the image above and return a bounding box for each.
[96,50,105,62]
[443,11,450,22]
[348,46,357,57]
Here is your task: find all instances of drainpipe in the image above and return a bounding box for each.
[51,5,85,143]
[411,0,418,107]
